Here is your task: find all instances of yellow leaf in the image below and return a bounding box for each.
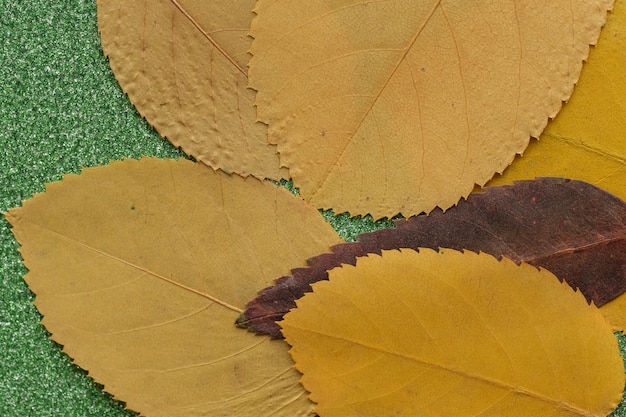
[486,0,626,199]
[5,158,342,417]
[282,249,624,417]
[97,1,286,179]
[600,294,626,331]
[249,1,613,219]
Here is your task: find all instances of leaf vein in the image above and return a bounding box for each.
[169,0,247,76]
[14,217,243,313]
[290,326,591,415]
[309,0,443,200]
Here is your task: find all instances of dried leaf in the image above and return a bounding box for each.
[5,158,342,417]
[486,0,626,200]
[599,292,626,332]
[238,178,626,337]
[282,249,624,417]
[97,1,286,179]
[249,0,613,218]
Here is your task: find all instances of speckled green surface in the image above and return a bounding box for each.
[0,1,389,415]
[0,1,180,415]
[0,1,624,416]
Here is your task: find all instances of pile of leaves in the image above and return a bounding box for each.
[3,1,625,416]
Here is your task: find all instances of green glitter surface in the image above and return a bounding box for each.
[0,1,624,416]
[0,1,178,415]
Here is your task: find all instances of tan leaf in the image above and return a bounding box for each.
[282,249,624,417]
[249,0,613,218]
[5,158,342,416]
[97,1,286,179]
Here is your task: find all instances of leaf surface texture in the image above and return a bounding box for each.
[238,178,626,337]
[487,0,626,200]
[5,158,342,417]
[249,0,613,218]
[282,249,624,417]
[97,1,285,179]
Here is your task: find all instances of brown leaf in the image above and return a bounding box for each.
[238,178,626,338]
[282,249,624,417]
[5,158,342,416]
[249,0,613,218]
[97,0,286,179]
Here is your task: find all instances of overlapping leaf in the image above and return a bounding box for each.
[238,178,626,337]
[249,0,613,218]
[97,1,286,179]
[483,0,626,324]
[487,0,626,200]
[283,249,624,417]
[5,158,342,417]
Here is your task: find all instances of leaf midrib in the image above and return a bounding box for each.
[169,0,247,77]
[11,215,244,313]
[543,131,626,165]
[459,217,626,264]
[309,0,445,199]
[291,326,600,417]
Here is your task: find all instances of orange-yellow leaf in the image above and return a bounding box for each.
[600,295,626,332]
[97,1,286,179]
[5,158,342,417]
[282,249,624,417]
[249,1,613,218]
[486,0,626,199]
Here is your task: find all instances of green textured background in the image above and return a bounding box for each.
[0,1,390,415]
[0,1,624,416]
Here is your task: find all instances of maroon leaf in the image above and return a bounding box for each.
[236,178,626,338]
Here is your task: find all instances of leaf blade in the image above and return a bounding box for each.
[249,0,613,217]
[6,157,342,416]
[282,249,624,417]
[97,0,286,179]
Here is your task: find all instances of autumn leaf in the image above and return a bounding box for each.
[282,249,624,417]
[487,0,626,200]
[238,178,626,337]
[5,158,342,417]
[97,1,286,179]
[249,0,613,218]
